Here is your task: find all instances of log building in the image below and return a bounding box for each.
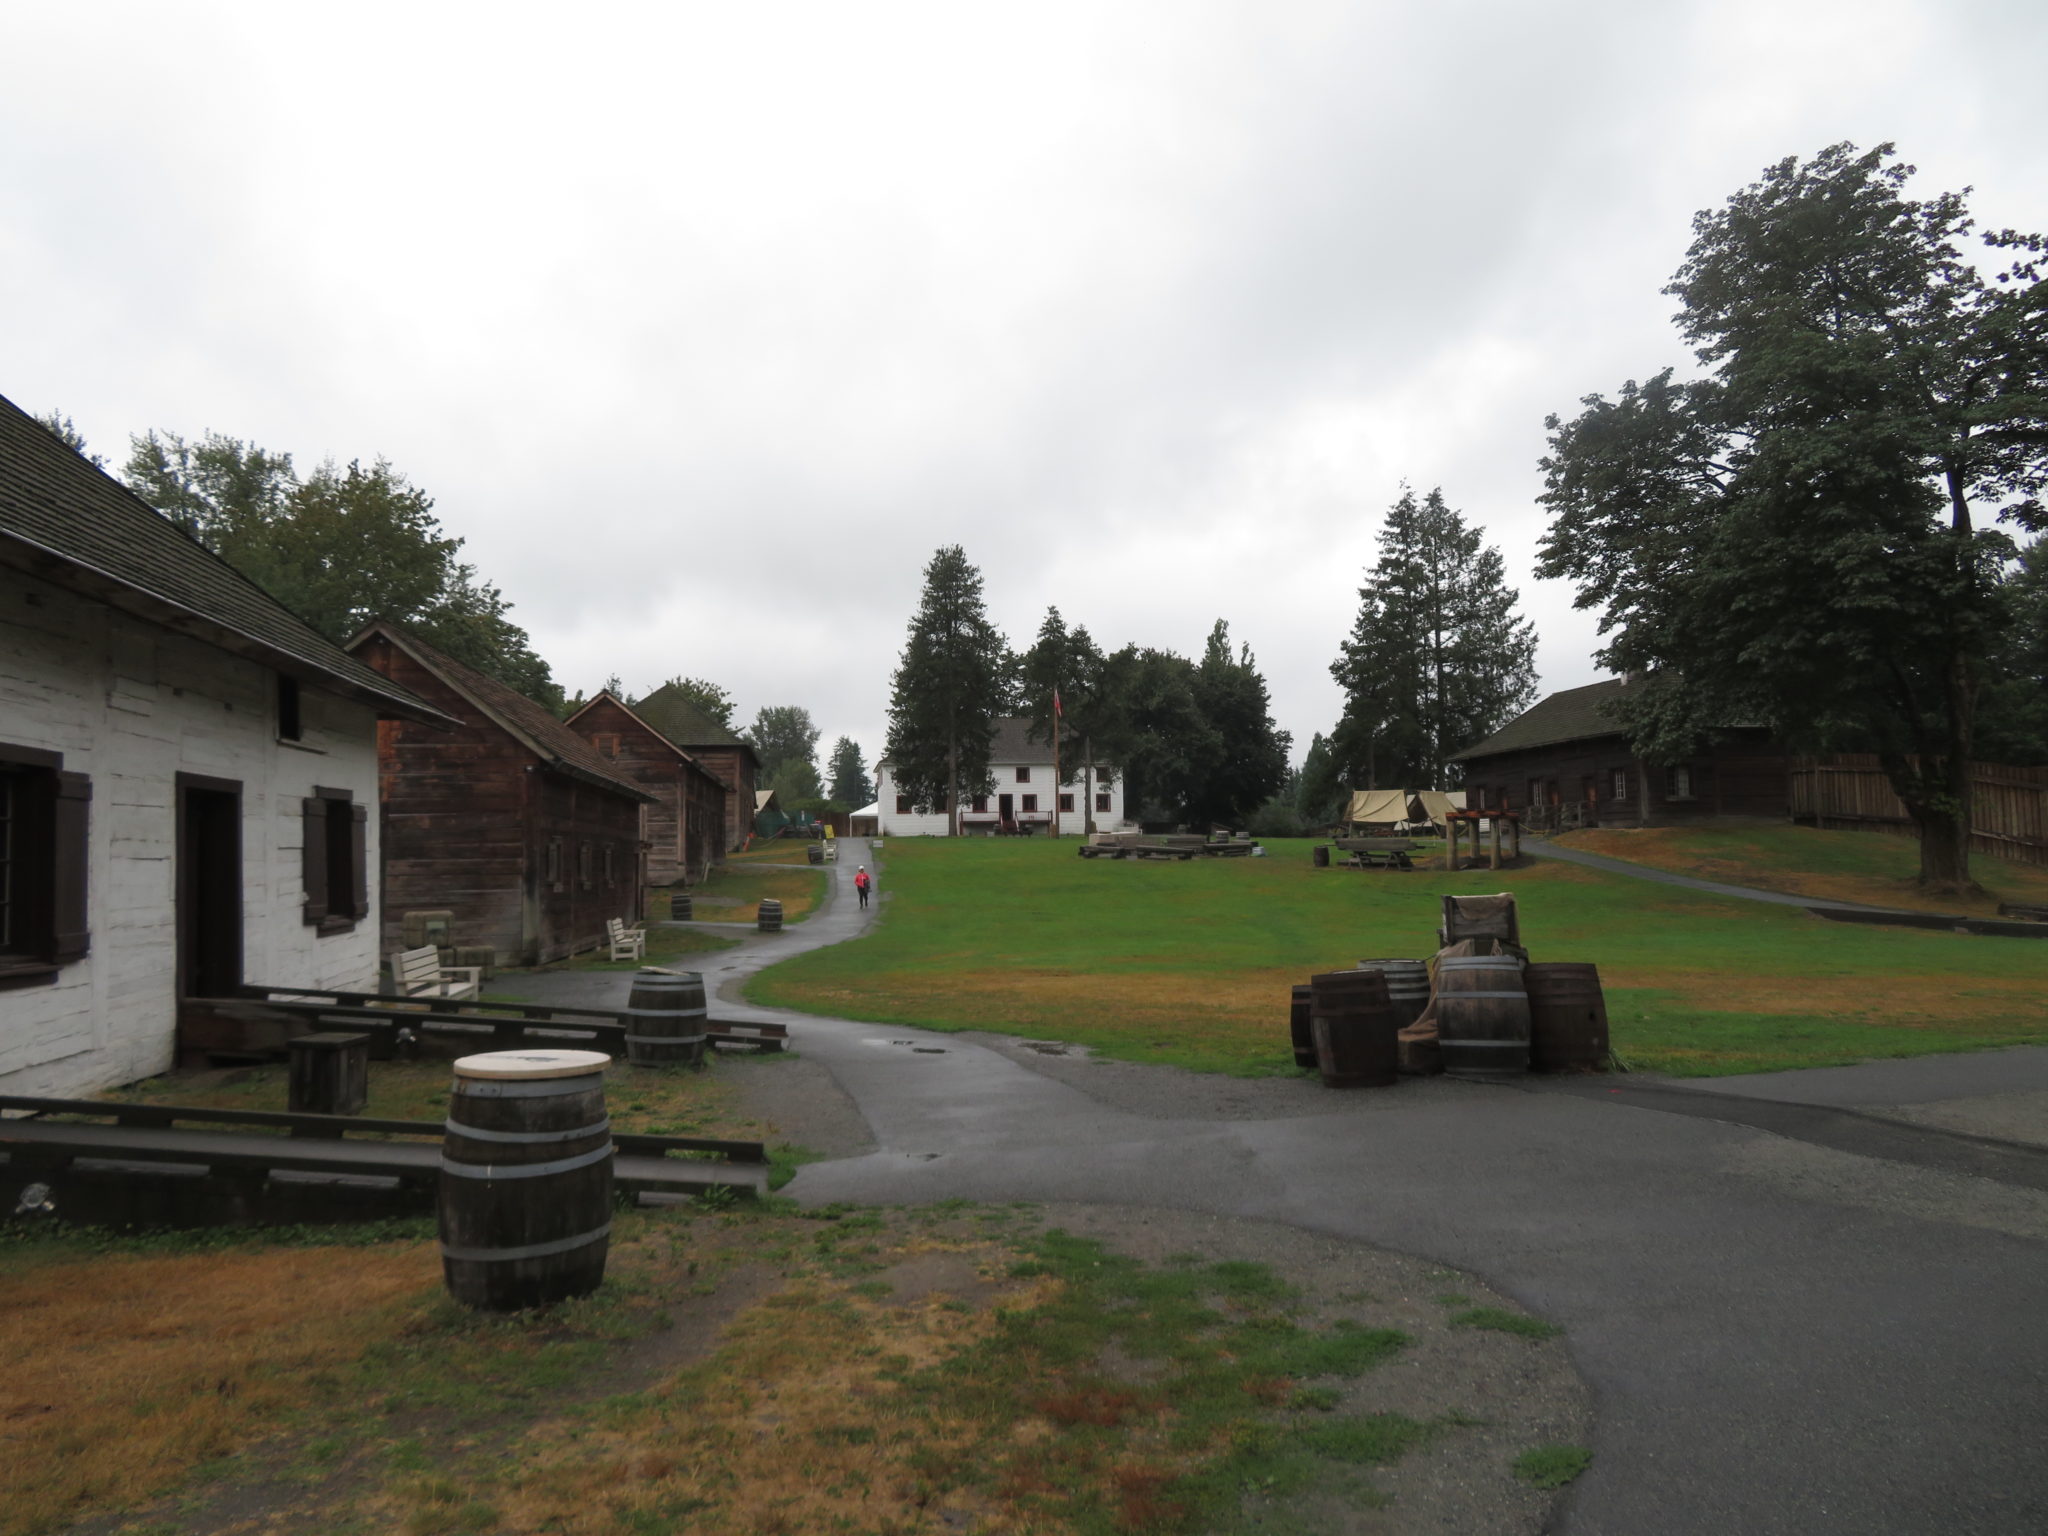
[564,690,728,887]
[1451,678,1789,829]
[349,623,653,967]
[628,683,761,852]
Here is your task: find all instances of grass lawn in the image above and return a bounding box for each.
[724,838,830,864]
[0,1203,1516,1536]
[1553,823,2048,917]
[747,837,2048,1077]
[519,922,740,975]
[680,860,828,923]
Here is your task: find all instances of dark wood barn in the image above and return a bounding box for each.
[1451,678,1789,830]
[348,623,654,967]
[628,683,762,852]
[564,690,729,887]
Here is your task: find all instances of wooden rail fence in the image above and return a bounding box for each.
[1789,755,2048,867]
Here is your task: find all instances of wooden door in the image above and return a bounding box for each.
[177,776,242,998]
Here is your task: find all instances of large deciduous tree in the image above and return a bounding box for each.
[1537,143,2046,892]
[885,546,1009,833]
[657,676,737,731]
[827,737,874,808]
[746,705,822,784]
[1330,486,1538,790]
[1016,606,1116,830]
[123,429,562,707]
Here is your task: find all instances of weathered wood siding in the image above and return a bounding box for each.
[358,635,643,965]
[1460,730,1789,828]
[686,745,756,851]
[1,570,381,1097]
[1790,755,2048,866]
[565,696,724,886]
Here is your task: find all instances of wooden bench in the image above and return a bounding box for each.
[606,916,646,961]
[388,946,482,1001]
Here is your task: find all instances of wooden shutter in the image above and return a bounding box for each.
[350,802,370,918]
[302,796,329,924]
[52,772,91,960]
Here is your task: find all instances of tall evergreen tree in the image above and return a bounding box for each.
[827,737,874,807]
[1331,487,1539,788]
[1101,645,1214,825]
[1186,621,1291,826]
[885,546,1009,833]
[1295,731,1347,825]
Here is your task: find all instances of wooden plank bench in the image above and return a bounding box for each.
[389,946,482,1001]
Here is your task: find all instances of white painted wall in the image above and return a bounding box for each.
[873,757,1128,837]
[0,570,382,1097]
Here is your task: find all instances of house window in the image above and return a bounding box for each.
[1612,769,1629,802]
[1527,778,1542,808]
[301,787,367,934]
[896,794,912,814]
[1015,766,1031,783]
[277,675,302,742]
[1020,794,1038,813]
[1667,764,1695,800]
[1096,792,1111,812]
[1059,793,1075,813]
[0,746,90,980]
[971,795,988,814]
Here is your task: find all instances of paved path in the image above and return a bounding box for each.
[517,843,2048,1535]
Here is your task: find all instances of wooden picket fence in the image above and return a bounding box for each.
[1789,755,2048,867]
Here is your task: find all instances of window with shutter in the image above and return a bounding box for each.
[0,744,85,984]
[303,787,365,934]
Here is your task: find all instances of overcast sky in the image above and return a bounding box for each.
[8,1,2047,786]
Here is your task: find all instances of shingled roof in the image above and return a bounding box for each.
[1449,680,1632,762]
[352,622,653,802]
[631,684,761,766]
[0,391,449,724]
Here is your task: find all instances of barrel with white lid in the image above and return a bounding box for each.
[438,1048,614,1311]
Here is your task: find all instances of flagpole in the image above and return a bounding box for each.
[1052,688,1062,838]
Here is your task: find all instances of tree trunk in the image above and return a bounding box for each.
[947,734,959,839]
[1878,747,1979,895]
[1084,737,1096,836]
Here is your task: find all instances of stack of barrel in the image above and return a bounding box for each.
[757,897,783,933]
[1287,894,1609,1087]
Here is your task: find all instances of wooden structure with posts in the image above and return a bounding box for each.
[1442,808,1520,870]
[1790,755,2048,868]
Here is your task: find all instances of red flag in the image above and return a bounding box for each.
[1053,688,1063,717]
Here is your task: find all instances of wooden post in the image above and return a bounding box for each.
[1444,816,1458,872]
[1489,815,1502,870]
[1508,814,1521,861]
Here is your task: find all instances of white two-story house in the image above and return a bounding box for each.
[874,717,1129,837]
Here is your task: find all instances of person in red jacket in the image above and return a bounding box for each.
[854,864,872,910]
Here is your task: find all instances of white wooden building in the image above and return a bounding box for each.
[874,717,1129,837]
[0,393,448,1098]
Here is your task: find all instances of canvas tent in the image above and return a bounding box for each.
[1340,788,1411,828]
[1409,790,1466,827]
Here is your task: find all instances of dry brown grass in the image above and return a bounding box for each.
[0,1242,437,1536]
[1561,827,2048,917]
[456,1240,1066,1536]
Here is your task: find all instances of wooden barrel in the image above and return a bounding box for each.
[1288,984,1316,1069]
[1434,955,1530,1080]
[624,969,707,1068]
[807,843,823,864]
[439,1049,614,1311]
[1312,844,1330,868]
[1357,959,1429,1028]
[1525,962,1610,1072]
[1309,969,1398,1088]
[757,898,783,933]
[672,893,693,921]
